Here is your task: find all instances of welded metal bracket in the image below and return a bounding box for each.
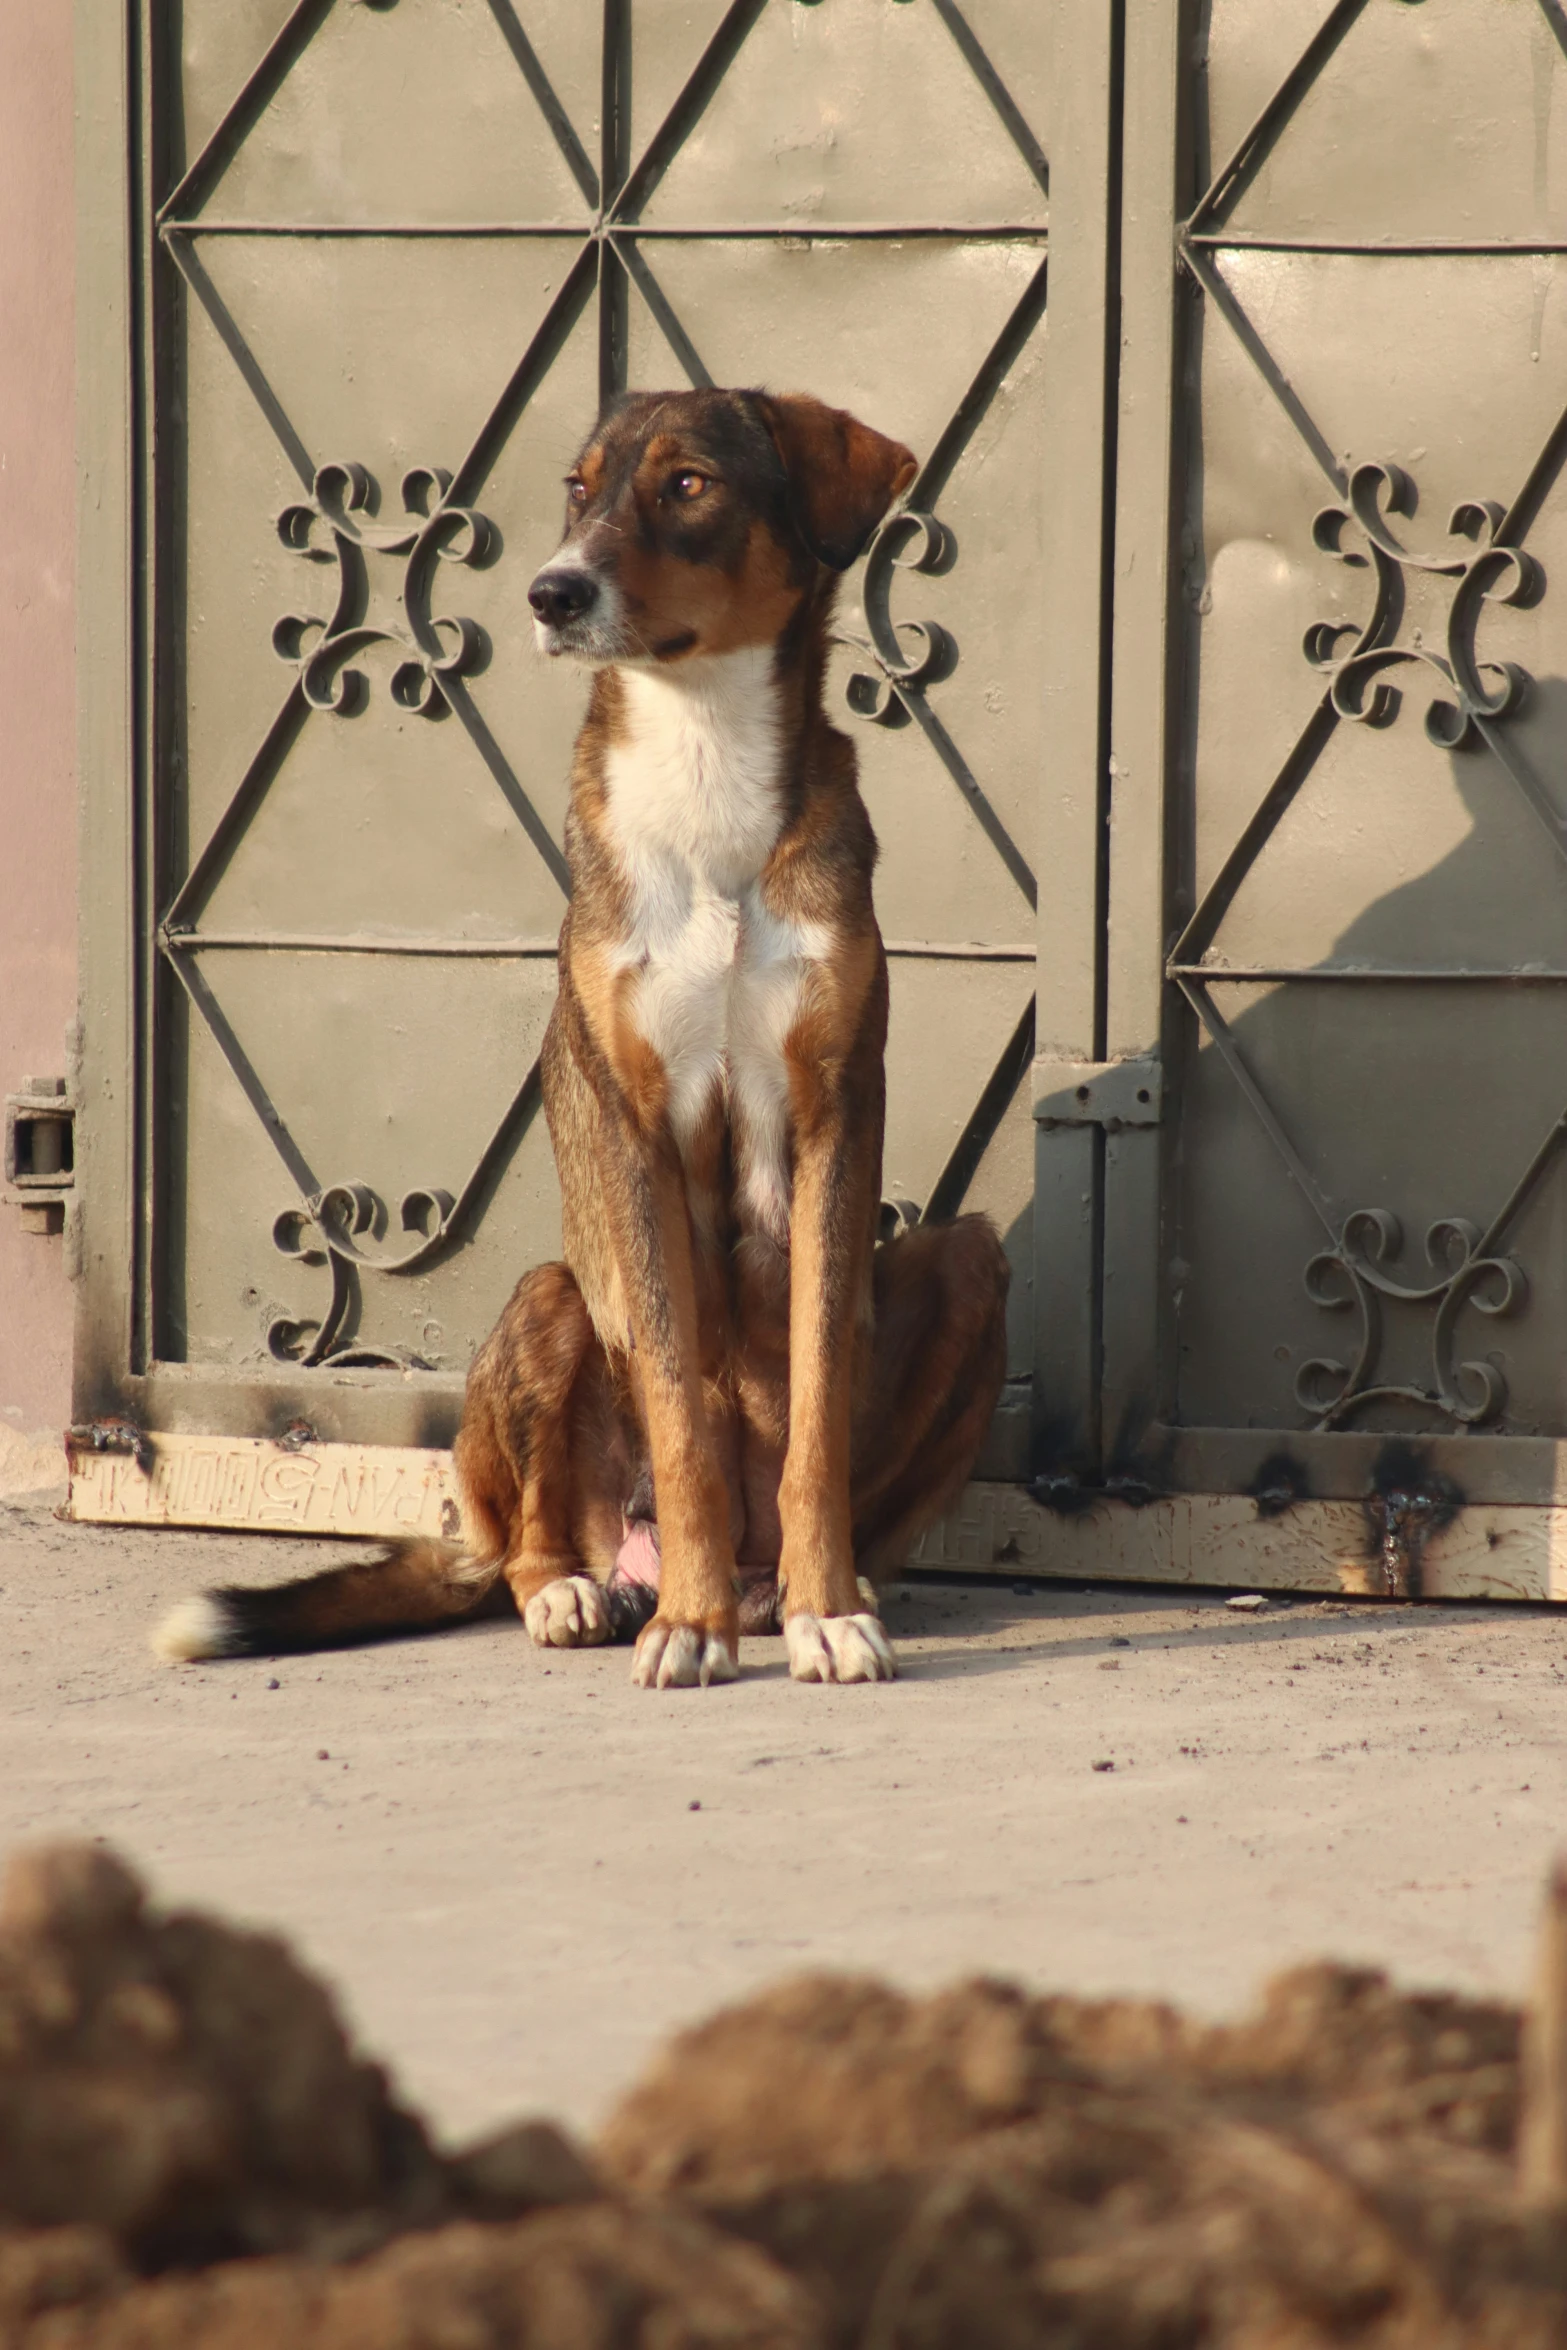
[1032,1056,1162,1130]
[4,1076,75,1236]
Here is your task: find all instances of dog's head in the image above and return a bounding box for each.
[527,389,917,666]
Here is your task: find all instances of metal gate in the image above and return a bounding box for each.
[1058,0,1567,1601]
[73,0,1088,1530]
[76,0,1567,1595]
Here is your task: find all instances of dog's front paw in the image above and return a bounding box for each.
[631,1618,739,1689]
[524,1574,611,1649]
[785,1611,897,1684]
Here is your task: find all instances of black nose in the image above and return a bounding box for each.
[528,568,598,626]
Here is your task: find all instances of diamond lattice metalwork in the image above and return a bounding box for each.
[1171,0,1567,1430]
[154,0,1051,1364]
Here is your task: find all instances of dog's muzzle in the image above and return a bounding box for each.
[528,567,599,628]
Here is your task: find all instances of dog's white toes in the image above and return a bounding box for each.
[785,1611,898,1684]
[656,1627,703,1689]
[524,1574,610,1650]
[631,1621,739,1690]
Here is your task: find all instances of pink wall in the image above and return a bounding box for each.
[0,3,77,1444]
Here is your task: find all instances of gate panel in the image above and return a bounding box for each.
[1109,0,1567,1511]
[75,0,1114,1496]
[159,0,596,1405]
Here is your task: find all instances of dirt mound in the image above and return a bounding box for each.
[600,1970,1546,2347]
[2,1840,1567,2349]
[0,2210,817,2350]
[0,1842,806,2349]
[600,1961,1521,2189]
[0,1840,449,2267]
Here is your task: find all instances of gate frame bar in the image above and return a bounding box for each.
[1031,0,1127,1484]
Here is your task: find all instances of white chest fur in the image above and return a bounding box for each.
[604,652,828,1244]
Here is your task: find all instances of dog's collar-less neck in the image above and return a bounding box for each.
[611,644,779,720]
[602,647,789,900]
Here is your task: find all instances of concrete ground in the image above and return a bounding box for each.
[4,1494,1566,2148]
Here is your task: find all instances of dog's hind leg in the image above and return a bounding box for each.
[469,1262,631,1652]
[150,1260,629,1666]
[849,1213,1011,1585]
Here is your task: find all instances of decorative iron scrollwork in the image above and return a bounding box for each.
[249,1046,543,1371]
[840,509,955,724]
[836,502,1036,909]
[1282,460,1549,1429]
[1304,461,1541,747]
[1295,1208,1527,1430]
[274,462,493,716]
[268,1178,459,1369]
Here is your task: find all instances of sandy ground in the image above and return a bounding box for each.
[3,1494,1566,2146]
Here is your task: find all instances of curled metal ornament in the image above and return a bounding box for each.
[1295,1205,1526,1430]
[273,463,493,717]
[1304,461,1540,748]
[268,1178,458,1368]
[840,509,955,724]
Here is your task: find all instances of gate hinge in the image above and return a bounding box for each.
[4,1076,75,1236]
[1032,1056,1162,1130]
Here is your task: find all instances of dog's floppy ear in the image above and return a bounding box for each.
[753,393,918,571]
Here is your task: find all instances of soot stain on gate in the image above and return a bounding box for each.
[1029,1414,1174,1515]
[1362,1443,1463,1601]
[1250,1451,1309,1520]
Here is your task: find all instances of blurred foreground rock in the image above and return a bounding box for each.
[3,1840,1567,2348]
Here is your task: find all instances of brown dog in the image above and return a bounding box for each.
[156,390,1010,1688]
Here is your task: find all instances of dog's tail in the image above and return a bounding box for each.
[151,1539,506,1663]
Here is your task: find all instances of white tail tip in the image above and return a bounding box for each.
[151,1594,240,1664]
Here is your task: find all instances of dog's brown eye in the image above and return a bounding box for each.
[671,471,708,502]
[566,478,588,507]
